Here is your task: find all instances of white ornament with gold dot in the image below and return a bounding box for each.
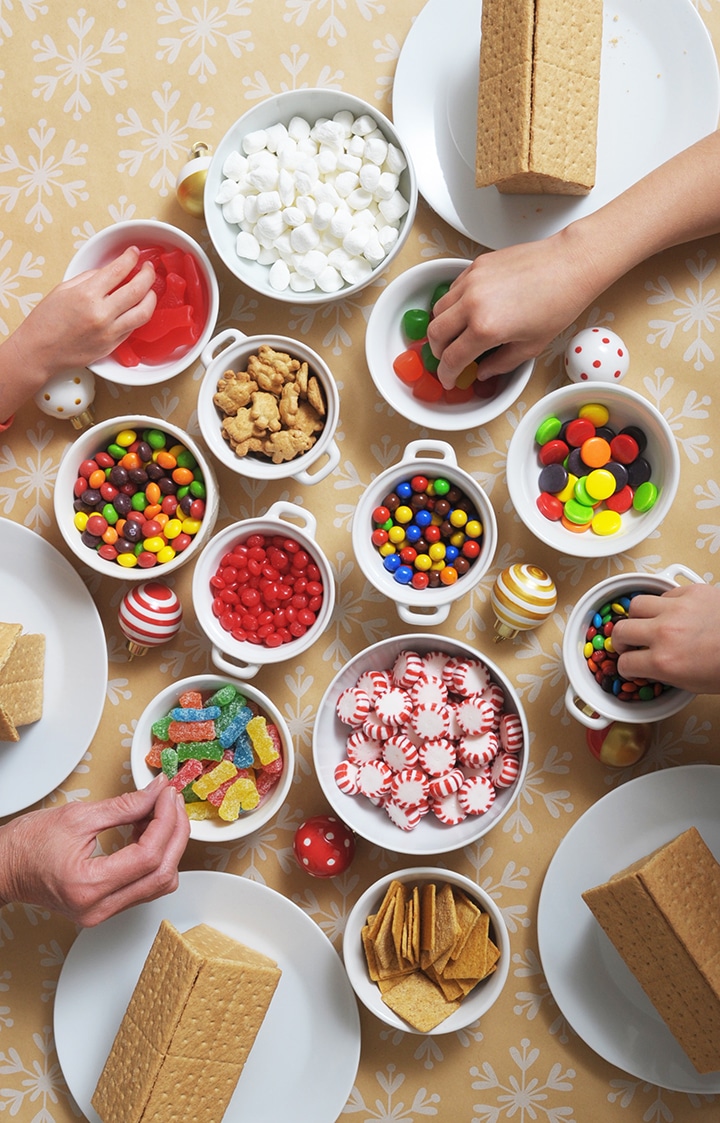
[34,368,95,429]
[176,141,212,218]
[491,563,557,641]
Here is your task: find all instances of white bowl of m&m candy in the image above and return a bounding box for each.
[313,634,528,855]
[131,673,294,842]
[191,501,335,679]
[506,382,680,558]
[351,440,497,625]
[63,219,219,387]
[365,258,533,429]
[54,414,219,581]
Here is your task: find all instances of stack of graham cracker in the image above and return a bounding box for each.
[0,622,45,742]
[92,920,282,1123]
[475,0,603,195]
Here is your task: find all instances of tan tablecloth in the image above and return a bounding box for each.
[2,2,720,1121]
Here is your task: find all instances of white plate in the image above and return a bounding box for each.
[537,764,720,1092]
[54,869,361,1123]
[0,518,107,815]
[393,0,720,248]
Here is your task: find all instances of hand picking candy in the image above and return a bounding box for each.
[534,402,659,536]
[144,681,285,822]
[370,474,484,590]
[584,592,670,702]
[111,243,208,367]
[209,531,324,648]
[71,426,207,569]
[394,280,506,405]
[333,648,524,832]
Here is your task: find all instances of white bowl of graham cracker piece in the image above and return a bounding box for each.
[343,866,510,1034]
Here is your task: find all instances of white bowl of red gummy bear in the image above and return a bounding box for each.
[131,674,295,842]
[312,634,528,855]
[63,219,219,386]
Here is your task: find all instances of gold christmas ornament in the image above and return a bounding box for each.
[491,563,557,641]
[176,142,211,218]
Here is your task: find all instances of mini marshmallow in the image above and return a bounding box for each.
[256,189,281,215]
[242,128,269,155]
[335,170,359,198]
[215,178,241,204]
[268,259,291,291]
[333,109,354,131]
[257,246,278,265]
[347,187,373,211]
[378,224,399,250]
[316,264,344,293]
[352,114,376,136]
[385,142,408,175]
[317,147,338,175]
[312,201,335,231]
[288,115,311,141]
[243,194,260,224]
[337,152,363,173]
[254,210,285,246]
[341,256,373,286]
[246,155,279,192]
[358,163,381,193]
[343,226,370,257]
[289,270,316,292]
[311,119,347,149]
[363,136,388,166]
[296,194,317,219]
[222,150,247,180]
[362,230,386,266]
[295,248,328,280]
[264,122,289,153]
[235,230,260,260]
[346,134,366,159]
[375,171,399,200]
[282,205,306,228]
[378,190,410,223]
[289,222,320,253]
[329,205,352,239]
[221,194,246,224]
[278,167,295,206]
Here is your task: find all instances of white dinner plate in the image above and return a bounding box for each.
[393,0,720,248]
[0,518,107,815]
[54,870,361,1123]
[537,764,720,1092]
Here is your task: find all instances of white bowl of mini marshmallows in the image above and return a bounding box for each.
[204,89,418,303]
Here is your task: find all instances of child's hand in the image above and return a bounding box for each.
[612,582,720,695]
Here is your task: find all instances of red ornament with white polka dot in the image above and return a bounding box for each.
[564,327,629,384]
[293,813,356,877]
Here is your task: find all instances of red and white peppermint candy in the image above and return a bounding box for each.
[375,686,412,727]
[484,682,507,718]
[357,758,393,800]
[458,775,496,815]
[428,767,465,800]
[382,733,419,771]
[500,712,524,754]
[355,668,392,703]
[391,649,425,689]
[385,799,422,831]
[491,750,521,788]
[451,657,492,697]
[410,702,450,740]
[362,707,392,741]
[455,694,495,736]
[336,686,371,726]
[430,789,467,826]
[334,759,360,794]
[410,674,448,708]
[421,649,454,682]
[457,729,499,769]
[445,702,464,741]
[418,736,456,777]
[345,730,382,765]
[391,767,429,810]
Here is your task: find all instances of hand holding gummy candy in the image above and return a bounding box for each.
[612,582,720,696]
[0,774,189,927]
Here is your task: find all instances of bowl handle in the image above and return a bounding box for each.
[402,438,457,465]
[200,327,247,370]
[564,684,611,729]
[211,646,259,680]
[265,500,318,538]
[292,439,341,486]
[396,601,450,626]
[659,562,704,587]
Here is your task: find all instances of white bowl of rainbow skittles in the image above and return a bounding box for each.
[131,673,294,842]
[63,219,219,387]
[365,257,533,429]
[506,382,680,559]
[350,440,497,626]
[196,327,340,485]
[191,501,336,679]
[54,414,219,582]
[562,563,703,730]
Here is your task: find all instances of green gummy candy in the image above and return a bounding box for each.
[207,684,239,708]
[152,714,172,740]
[160,747,179,778]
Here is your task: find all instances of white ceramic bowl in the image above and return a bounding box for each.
[350,439,497,626]
[313,633,528,855]
[131,673,294,842]
[343,866,510,1034]
[506,382,680,558]
[63,219,219,386]
[562,563,701,729]
[366,257,533,429]
[54,413,219,582]
[197,327,341,485]
[191,501,336,679]
[203,88,417,304]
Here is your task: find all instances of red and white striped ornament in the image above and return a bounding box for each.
[118,581,183,657]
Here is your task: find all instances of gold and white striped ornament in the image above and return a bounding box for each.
[491,563,557,641]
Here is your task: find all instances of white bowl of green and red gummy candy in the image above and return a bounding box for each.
[196,327,341,485]
[350,439,497,626]
[203,87,417,304]
[506,381,680,559]
[365,257,533,430]
[312,634,528,855]
[561,564,702,731]
[63,218,219,387]
[191,501,336,680]
[53,413,219,582]
[130,673,295,843]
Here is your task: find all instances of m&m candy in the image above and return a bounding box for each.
[583,593,669,702]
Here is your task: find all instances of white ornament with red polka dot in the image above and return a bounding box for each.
[564,327,629,383]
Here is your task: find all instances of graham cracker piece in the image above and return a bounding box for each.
[476,0,602,195]
[0,633,45,726]
[380,970,463,1033]
[582,827,720,1074]
[0,623,22,673]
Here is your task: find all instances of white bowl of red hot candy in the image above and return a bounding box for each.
[312,634,528,855]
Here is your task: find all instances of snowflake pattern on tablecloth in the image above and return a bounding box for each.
[31,10,127,121]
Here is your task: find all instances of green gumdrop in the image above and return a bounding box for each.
[402,307,430,341]
[421,341,440,373]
